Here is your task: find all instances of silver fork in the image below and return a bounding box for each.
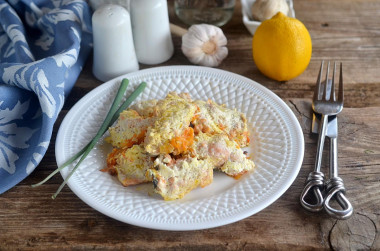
[323,65,353,219]
[300,61,344,212]
[311,80,353,219]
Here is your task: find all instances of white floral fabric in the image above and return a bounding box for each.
[0,0,92,193]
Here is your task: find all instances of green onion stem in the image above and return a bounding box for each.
[32,78,129,188]
[52,135,98,199]
[110,81,147,125]
[30,142,89,188]
[51,81,146,199]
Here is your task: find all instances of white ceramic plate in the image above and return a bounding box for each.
[56,66,304,231]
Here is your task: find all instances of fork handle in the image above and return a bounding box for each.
[300,114,328,212]
[300,171,325,212]
[324,135,353,219]
[324,180,353,219]
[315,114,329,173]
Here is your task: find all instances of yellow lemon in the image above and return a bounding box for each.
[252,12,312,81]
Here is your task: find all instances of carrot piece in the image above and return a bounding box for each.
[170,127,194,154]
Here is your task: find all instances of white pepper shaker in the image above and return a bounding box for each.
[92,4,139,82]
[130,0,174,65]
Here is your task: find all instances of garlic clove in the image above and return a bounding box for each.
[191,25,209,41]
[181,24,228,67]
[251,0,289,21]
[201,55,216,67]
[183,36,204,48]
[213,35,228,47]
[214,46,228,61]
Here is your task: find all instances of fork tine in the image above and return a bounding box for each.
[314,61,324,100]
[324,61,330,100]
[331,62,336,101]
[338,63,344,102]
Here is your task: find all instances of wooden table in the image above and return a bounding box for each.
[1,0,379,249]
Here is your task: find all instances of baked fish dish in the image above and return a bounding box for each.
[103,92,255,200]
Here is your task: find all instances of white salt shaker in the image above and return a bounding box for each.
[89,0,130,11]
[130,0,174,65]
[92,4,139,82]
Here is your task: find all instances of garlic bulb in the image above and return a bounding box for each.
[181,24,228,67]
[251,0,289,21]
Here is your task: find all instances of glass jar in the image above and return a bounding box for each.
[174,0,235,27]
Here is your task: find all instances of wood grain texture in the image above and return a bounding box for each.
[1,0,379,250]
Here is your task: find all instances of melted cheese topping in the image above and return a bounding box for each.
[148,155,214,200]
[144,92,198,155]
[107,110,154,148]
[194,132,255,177]
[194,99,250,147]
[110,145,153,186]
[104,92,255,200]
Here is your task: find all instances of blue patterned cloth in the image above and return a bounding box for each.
[0,0,92,193]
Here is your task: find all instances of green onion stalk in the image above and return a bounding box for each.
[32,79,147,199]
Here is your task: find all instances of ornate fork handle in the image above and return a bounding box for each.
[324,177,353,219]
[300,112,329,212]
[300,171,325,212]
[324,137,353,219]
